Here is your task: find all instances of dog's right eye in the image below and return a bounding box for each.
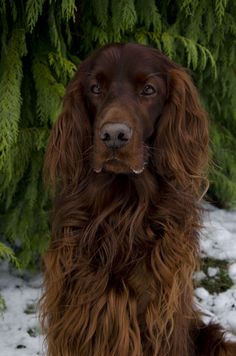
[91,84,102,95]
[140,84,156,96]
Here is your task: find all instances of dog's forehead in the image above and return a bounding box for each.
[90,45,163,80]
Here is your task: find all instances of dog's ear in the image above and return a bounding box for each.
[44,61,92,191]
[154,69,209,195]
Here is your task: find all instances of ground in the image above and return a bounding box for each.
[0,203,235,355]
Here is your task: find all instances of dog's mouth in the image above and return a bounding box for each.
[93,157,145,175]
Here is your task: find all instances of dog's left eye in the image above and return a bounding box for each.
[91,84,102,95]
[140,84,156,96]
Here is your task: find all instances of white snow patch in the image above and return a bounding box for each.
[195,287,210,301]
[194,271,207,281]
[207,267,219,277]
[0,270,45,356]
[229,263,236,283]
[201,205,236,260]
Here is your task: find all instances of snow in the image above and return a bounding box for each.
[207,267,219,277]
[0,267,44,356]
[201,205,236,260]
[229,263,236,283]
[195,287,236,336]
[0,203,235,355]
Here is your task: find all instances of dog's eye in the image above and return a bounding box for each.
[141,84,156,96]
[91,84,102,95]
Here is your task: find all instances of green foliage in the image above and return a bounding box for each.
[215,0,227,25]
[0,242,18,267]
[26,0,46,33]
[136,0,161,33]
[0,29,27,171]
[32,56,64,124]
[61,0,77,22]
[0,294,6,314]
[0,0,235,268]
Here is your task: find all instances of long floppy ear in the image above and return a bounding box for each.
[44,64,92,191]
[154,69,209,196]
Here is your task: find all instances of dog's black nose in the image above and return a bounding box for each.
[100,123,132,149]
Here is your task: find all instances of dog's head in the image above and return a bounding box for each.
[81,43,170,174]
[45,43,208,193]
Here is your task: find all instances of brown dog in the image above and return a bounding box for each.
[41,43,236,355]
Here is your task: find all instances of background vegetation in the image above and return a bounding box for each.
[0,0,235,268]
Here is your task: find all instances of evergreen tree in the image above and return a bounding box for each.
[0,0,235,267]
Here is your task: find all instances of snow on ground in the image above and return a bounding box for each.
[195,204,236,341]
[201,204,236,260]
[0,266,44,356]
[0,204,235,355]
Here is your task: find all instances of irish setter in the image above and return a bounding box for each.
[41,43,236,355]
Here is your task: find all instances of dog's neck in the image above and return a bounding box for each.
[53,167,200,275]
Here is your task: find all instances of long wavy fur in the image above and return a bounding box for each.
[40,43,236,356]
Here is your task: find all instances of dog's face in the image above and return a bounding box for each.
[79,44,171,174]
[45,43,208,191]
